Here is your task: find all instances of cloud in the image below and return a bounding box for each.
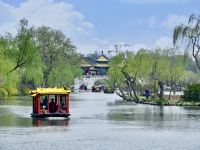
[154,36,173,48]
[135,16,157,28]
[131,44,149,51]
[135,14,188,29]
[80,36,173,55]
[127,36,172,52]
[120,0,191,4]
[75,38,110,54]
[161,14,188,29]
[0,0,94,44]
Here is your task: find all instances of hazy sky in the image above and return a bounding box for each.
[0,0,199,54]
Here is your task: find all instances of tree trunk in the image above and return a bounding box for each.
[173,82,176,94]
[158,81,164,100]
[128,85,133,99]
[168,84,172,100]
[130,84,140,102]
[8,65,19,73]
[194,55,200,71]
[116,88,132,101]
[192,39,200,72]
[179,82,182,92]
[121,65,140,102]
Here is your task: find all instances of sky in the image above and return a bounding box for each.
[0,0,199,54]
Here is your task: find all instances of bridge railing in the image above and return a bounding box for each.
[78,75,108,79]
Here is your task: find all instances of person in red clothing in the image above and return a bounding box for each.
[49,98,56,113]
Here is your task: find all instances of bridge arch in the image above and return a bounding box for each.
[74,76,108,90]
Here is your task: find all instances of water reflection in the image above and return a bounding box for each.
[107,100,200,131]
[32,118,70,127]
[0,106,32,127]
[0,96,32,106]
[107,101,166,122]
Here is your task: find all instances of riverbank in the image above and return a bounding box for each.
[117,93,200,106]
[137,98,200,107]
[129,100,200,107]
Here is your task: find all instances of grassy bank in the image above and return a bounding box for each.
[139,97,200,106]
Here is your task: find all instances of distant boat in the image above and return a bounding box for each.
[79,84,87,90]
[104,88,114,94]
[92,85,104,92]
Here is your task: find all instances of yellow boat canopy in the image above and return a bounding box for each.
[30,87,71,97]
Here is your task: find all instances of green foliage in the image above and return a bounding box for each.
[8,18,39,73]
[20,87,30,96]
[94,79,108,86]
[151,48,171,82]
[108,53,125,89]
[35,26,81,86]
[173,14,200,71]
[0,88,8,97]
[182,84,200,102]
[48,63,81,87]
[126,50,153,80]
[0,19,81,96]
[0,36,21,95]
[20,48,44,86]
[108,47,194,102]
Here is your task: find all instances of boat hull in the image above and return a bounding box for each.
[31,113,71,118]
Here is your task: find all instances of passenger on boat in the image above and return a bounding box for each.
[59,102,66,113]
[61,102,65,109]
[43,96,48,110]
[42,106,48,114]
[49,98,56,113]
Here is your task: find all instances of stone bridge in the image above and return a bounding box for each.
[74,75,108,90]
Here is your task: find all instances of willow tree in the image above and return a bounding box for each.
[123,50,154,101]
[165,48,187,99]
[108,53,129,100]
[7,19,39,73]
[6,19,43,90]
[149,49,172,99]
[1,19,44,95]
[108,50,153,101]
[0,36,21,96]
[173,14,200,71]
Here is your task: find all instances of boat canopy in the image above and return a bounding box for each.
[30,87,71,97]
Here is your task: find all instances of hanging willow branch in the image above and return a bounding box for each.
[173,14,200,71]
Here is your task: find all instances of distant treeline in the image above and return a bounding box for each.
[0,19,82,96]
[108,48,199,102]
[107,13,200,102]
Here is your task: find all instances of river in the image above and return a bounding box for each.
[0,92,200,150]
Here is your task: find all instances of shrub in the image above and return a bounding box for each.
[20,87,30,95]
[182,84,200,102]
[5,87,19,96]
[0,88,8,97]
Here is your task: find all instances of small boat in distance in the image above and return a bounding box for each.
[30,88,71,118]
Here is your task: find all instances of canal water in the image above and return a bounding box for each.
[0,92,200,150]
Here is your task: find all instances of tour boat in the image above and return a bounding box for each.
[30,88,71,118]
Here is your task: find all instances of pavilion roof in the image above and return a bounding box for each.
[96,55,109,62]
[80,59,92,67]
